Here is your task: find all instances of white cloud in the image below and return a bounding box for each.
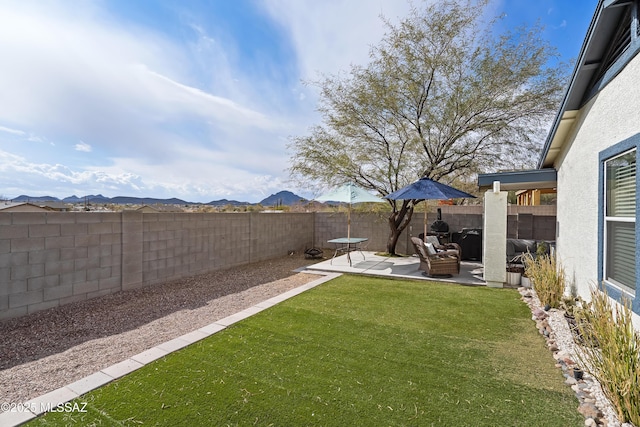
[139,67,274,129]
[0,0,422,202]
[0,126,26,136]
[259,0,414,81]
[0,0,291,200]
[75,141,92,152]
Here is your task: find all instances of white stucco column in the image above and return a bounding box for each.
[483,181,507,288]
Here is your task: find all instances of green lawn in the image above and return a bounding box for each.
[30,276,582,426]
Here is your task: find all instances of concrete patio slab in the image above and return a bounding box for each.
[306,252,485,286]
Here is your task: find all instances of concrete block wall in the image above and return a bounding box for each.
[314,211,390,253]
[0,212,123,320]
[249,213,312,262]
[1,212,313,320]
[1,206,553,320]
[131,212,314,287]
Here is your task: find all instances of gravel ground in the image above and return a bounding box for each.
[0,254,320,407]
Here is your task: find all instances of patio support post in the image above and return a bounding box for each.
[483,181,507,288]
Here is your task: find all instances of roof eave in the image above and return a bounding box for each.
[538,0,608,169]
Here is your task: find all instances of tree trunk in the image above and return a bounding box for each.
[386,200,415,255]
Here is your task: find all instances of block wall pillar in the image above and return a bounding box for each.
[121,211,143,290]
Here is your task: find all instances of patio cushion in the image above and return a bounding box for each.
[424,242,437,256]
[425,235,440,246]
[424,234,462,259]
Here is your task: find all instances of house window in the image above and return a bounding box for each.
[604,149,637,293]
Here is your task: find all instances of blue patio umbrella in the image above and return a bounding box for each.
[385,177,475,238]
[315,183,385,240]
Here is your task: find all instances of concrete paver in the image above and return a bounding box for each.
[216,305,266,326]
[0,408,36,426]
[25,386,80,415]
[178,329,210,344]
[198,323,226,335]
[101,359,145,380]
[130,346,170,365]
[66,371,113,396]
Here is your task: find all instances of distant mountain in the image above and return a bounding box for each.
[206,199,247,207]
[62,194,109,204]
[62,195,84,203]
[13,195,62,202]
[11,190,306,207]
[259,191,307,206]
[109,196,191,205]
[11,194,192,205]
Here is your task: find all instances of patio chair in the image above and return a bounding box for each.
[411,237,460,277]
[421,234,463,259]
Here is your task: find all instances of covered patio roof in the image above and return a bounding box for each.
[477,168,557,192]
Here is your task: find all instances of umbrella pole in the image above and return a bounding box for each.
[348,203,351,240]
[347,203,352,266]
[348,182,352,265]
[423,201,428,242]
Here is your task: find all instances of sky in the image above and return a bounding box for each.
[0,0,600,203]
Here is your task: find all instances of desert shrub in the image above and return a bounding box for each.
[575,287,640,425]
[522,253,565,308]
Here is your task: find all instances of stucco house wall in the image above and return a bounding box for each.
[555,53,640,327]
[555,53,640,296]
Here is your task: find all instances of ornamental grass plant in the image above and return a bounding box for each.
[522,253,566,308]
[575,287,640,425]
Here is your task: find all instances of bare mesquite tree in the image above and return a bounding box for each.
[289,0,567,254]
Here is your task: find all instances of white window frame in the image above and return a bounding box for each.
[603,148,637,295]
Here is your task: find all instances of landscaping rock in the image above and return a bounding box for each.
[533,308,548,320]
[578,403,603,419]
[523,288,626,427]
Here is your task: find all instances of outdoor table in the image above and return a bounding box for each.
[327,237,368,266]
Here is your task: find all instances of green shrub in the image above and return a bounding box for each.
[522,253,565,308]
[575,287,640,425]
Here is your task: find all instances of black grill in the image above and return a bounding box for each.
[430,208,449,232]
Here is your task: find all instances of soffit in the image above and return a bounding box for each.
[539,0,629,168]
